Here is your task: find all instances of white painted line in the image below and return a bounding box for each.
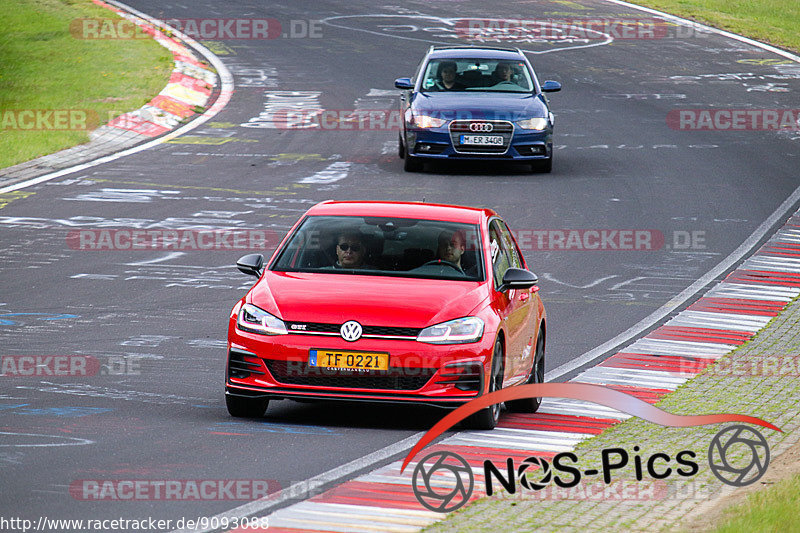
[269,502,434,532]
[537,399,630,420]
[574,375,683,390]
[298,502,440,520]
[742,256,800,273]
[454,428,588,444]
[665,311,772,332]
[464,426,592,440]
[706,283,799,301]
[574,368,687,390]
[0,0,233,195]
[622,338,735,357]
[444,436,579,453]
[578,366,691,384]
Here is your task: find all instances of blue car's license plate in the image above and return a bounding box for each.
[459,135,503,146]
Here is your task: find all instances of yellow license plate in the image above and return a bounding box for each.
[309,349,389,371]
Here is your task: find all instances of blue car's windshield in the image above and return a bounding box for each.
[271,216,485,281]
[420,58,535,93]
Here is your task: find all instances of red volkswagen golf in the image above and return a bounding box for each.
[226,201,546,429]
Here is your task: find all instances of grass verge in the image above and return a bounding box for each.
[631,0,800,54]
[713,474,800,532]
[0,0,173,169]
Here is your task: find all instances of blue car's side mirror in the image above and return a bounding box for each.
[395,77,414,90]
[541,80,562,93]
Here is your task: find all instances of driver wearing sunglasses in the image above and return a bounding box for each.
[333,231,370,269]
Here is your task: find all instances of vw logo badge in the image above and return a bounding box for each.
[340,320,363,342]
[469,122,493,132]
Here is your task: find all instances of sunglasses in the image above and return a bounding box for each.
[337,242,362,252]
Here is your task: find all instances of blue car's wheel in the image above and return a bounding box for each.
[531,155,552,173]
[404,153,423,172]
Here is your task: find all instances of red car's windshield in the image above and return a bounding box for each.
[271,215,485,281]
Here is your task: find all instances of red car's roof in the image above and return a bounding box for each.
[305,201,495,224]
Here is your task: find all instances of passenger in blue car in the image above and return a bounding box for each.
[436,61,466,91]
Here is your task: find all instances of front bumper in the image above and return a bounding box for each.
[226,325,495,408]
[406,126,552,160]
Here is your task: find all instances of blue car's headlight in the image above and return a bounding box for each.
[417,317,484,344]
[237,303,287,335]
[412,114,447,129]
[517,117,548,131]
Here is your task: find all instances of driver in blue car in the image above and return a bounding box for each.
[491,61,514,84]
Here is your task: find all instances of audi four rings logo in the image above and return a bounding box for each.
[340,320,363,341]
[469,122,494,132]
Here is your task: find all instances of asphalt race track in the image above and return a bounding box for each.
[1,0,799,528]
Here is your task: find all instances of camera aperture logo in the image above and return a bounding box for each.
[708,425,770,486]
[412,451,474,512]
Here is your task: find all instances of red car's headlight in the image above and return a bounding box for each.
[416,317,484,344]
[237,304,287,335]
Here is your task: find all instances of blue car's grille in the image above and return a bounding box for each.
[449,120,514,154]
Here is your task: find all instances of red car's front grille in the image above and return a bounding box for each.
[286,322,421,339]
[263,360,435,391]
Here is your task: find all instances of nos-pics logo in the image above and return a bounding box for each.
[412,425,770,512]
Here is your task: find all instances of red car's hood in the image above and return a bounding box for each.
[248,271,489,327]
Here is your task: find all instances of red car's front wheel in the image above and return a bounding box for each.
[461,338,504,430]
